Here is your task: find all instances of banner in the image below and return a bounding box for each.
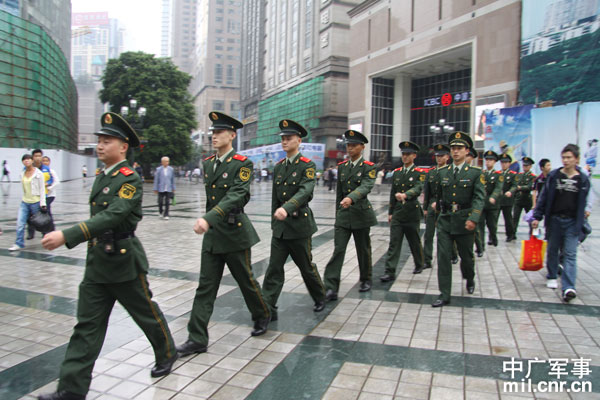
[530,103,578,172]
[238,143,326,171]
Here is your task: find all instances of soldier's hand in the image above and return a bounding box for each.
[274,207,288,221]
[395,192,407,202]
[41,231,65,250]
[489,197,496,205]
[465,220,476,231]
[431,202,436,211]
[194,218,209,235]
[505,191,512,198]
[585,211,591,218]
[388,214,393,223]
[423,209,428,217]
[340,197,353,208]
[531,220,539,229]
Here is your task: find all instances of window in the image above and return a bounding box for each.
[216,16,223,21]
[215,64,223,83]
[305,0,312,49]
[215,45,223,50]
[304,57,311,71]
[231,102,239,112]
[291,64,297,77]
[213,101,224,111]
[370,78,395,162]
[226,64,234,84]
[217,8,224,13]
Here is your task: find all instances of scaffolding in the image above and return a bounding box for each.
[0,10,77,151]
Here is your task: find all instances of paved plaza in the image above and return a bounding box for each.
[0,176,599,399]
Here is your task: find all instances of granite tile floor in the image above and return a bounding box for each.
[0,177,599,399]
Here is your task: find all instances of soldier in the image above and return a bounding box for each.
[432,132,485,307]
[422,144,450,270]
[261,119,326,320]
[323,130,377,300]
[38,112,177,400]
[513,157,536,237]
[380,141,426,280]
[177,112,270,358]
[466,147,484,257]
[479,150,503,249]
[497,153,518,242]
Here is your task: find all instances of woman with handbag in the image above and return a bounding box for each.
[9,154,46,251]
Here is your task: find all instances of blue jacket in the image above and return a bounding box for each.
[153,166,176,192]
[533,166,590,233]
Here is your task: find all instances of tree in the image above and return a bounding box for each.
[99,52,196,170]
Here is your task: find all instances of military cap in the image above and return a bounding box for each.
[483,150,499,161]
[344,130,368,144]
[399,141,420,153]
[499,153,513,163]
[432,143,450,156]
[468,147,478,159]
[279,119,307,137]
[522,156,534,166]
[448,131,473,148]
[96,112,140,147]
[208,111,243,131]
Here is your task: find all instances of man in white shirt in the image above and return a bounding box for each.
[153,156,175,220]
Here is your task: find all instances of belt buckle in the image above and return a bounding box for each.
[451,204,459,212]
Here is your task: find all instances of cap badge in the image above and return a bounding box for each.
[456,132,461,138]
[104,114,112,124]
[211,112,218,120]
[349,131,354,136]
[437,145,442,150]
[282,120,288,128]
[404,142,409,147]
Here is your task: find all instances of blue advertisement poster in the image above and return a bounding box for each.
[238,143,325,171]
[483,105,534,172]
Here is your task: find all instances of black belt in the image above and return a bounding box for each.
[230,208,244,215]
[441,202,472,213]
[556,213,575,219]
[115,231,136,240]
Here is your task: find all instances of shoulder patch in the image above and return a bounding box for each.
[338,160,347,165]
[363,160,374,166]
[300,156,311,163]
[368,169,376,178]
[233,154,247,161]
[118,183,136,199]
[204,155,215,161]
[119,167,134,176]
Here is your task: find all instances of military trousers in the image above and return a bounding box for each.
[437,229,476,302]
[324,226,372,292]
[479,207,500,249]
[384,220,423,275]
[187,248,269,345]
[58,275,175,396]
[513,198,533,237]
[500,205,515,238]
[262,236,326,312]
[423,207,438,265]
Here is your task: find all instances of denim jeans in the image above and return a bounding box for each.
[16,201,41,248]
[546,214,579,291]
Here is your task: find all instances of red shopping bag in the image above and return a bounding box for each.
[519,235,547,271]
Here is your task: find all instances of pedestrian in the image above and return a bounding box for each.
[380,142,427,281]
[422,144,451,270]
[27,149,53,240]
[133,161,144,183]
[176,112,270,358]
[82,165,87,178]
[323,130,377,299]
[316,170,322,186]
[327,167,335,191]
[261,119,326,320]
[479,150,503,249]
[41,156,59,231]
[532,159,552,209]
[374,168,385,194]
[432,132,485,307]
[513,157,536,237]
[37,112,178,400]
[532,144,591,302]
[8,154,47,251]
[497,153,518,242]
[153,156,176,220]
[1,160,9,182]
[261,168,268,182]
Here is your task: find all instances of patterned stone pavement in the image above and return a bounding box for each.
[0,176,599,399]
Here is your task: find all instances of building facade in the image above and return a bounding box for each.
[171,0,197,74]
[161,0,172,58]
[348,0,521,165]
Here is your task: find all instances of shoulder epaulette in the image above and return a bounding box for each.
[277,158,285,164]
[394,167,402,172]
[472,166,481,170]
[233,154,247,161]
[338,160,347,165]
[363,160,374,166]
[300,156,311,163]
[415,167,428,173]
[530,172,537,177]
[204,155,215,161]
[119,167,134,176]
[509,170,517,174]
[494,170,502,174]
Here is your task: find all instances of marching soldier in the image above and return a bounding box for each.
[432,132,485,307]
[497,153,518,242]
[177,112,270,358]
[513,157,536,236]
[380,141,426,280]
[39,112,177,400]
[261,120,326,320]
[323,130,377,300]
[466,147,484,257]
[479,150,503,249]
[422,144,450,270]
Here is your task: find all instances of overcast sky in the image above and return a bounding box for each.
[72,0,162,55]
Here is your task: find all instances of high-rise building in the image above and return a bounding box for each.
[171,0,197,73]
[190,0,242,150]
[161,0,172,57]
[240,0,361,163]
[543,0,599,32]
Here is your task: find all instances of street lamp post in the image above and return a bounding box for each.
[429,118,454,144]
[119,98,147,164]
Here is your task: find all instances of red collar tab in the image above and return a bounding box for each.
[204,155,215,161]
[233,154,247,161]
[363,160,374,166]
[300,156,311,163]
[119,167,134,176]
[338,160,347,165]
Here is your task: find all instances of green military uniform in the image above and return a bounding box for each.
[512,157,536,236]
[433,132,485,306]
[478,150,503,249]
[262,120,325,316]
[55,113,175,397]
[186,112,269,346]
[381,141,425,279]
[497,153,518,241]
[468,147,484,255]
[324,130,377,295]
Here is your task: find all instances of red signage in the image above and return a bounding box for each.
[72,12,109,27]
[327,150,345,160]
[441,93,452,107]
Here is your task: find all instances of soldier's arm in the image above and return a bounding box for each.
[468,173,486,225]
[204,159,253,227]
[490,176,502,201]
[508,172,518,194]
[335,166,343,207]
[271,164,280,215]
[347,164,375,204]
[423,175,431,209]
[405,169,425,200]
[522,174,536,193]
[62,174,141,249]
[388,171,397,215]
[282,161,316,215]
